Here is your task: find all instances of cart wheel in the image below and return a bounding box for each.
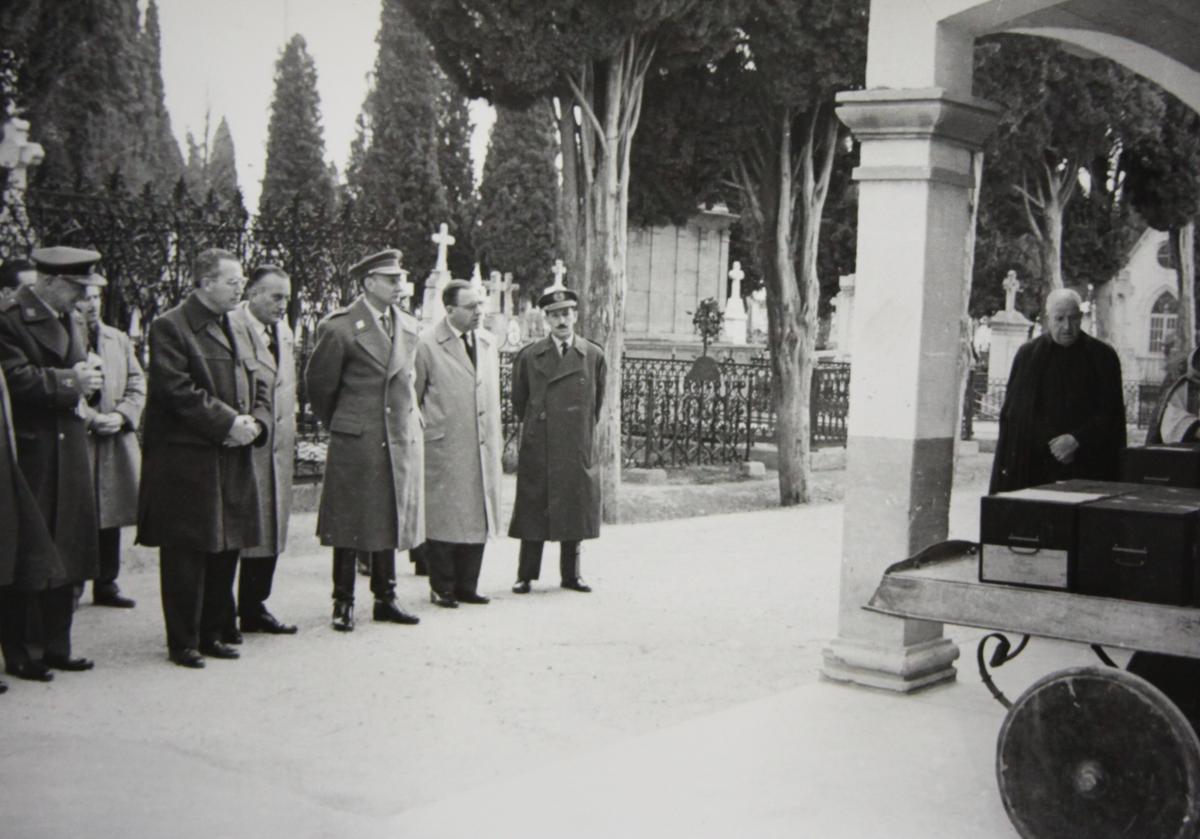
[997,666,1200,839]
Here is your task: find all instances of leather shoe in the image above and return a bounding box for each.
[198,640,240,660]
[6,660,53,682]
[44,655,95,672]
[373,598,420,625]
[512,579,531,594]
[94,590,136,608]
[561,578,592,593]
[169,648,206,669]
[241,611,298,635]
[221,627,244,645]
[456,591,490,605]
[332,601,355,632]
[430,591,458,608]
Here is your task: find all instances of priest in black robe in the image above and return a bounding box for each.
[989,288,1126,494]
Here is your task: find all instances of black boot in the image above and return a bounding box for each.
[332,600,354,632]
[373,597,420,625]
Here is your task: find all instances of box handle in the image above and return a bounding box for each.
[1006,535,1040,555]
[1142,475,1171,484]
[1111,545,1148,567]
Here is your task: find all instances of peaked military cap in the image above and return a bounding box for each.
[349,248,405,281]
[32,246,107,285]
[538,286,578,312]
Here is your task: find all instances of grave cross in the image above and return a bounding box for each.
[728,260,745,296]
[549,258,567,289]
[1002,270,1020,313]
[431,223,456,272]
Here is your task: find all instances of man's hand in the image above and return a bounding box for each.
[91,412,125,435]
[1049,433,1079,464]
[223,414,259,447]
[73,360,104,397]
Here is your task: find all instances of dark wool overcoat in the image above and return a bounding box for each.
[137,293,271,552]
[989,331,1126,494]
[0,286,99,583]
[305,297,424,552]
[0,365,63,591]
[229,303,296,558]
[508,335,606,542]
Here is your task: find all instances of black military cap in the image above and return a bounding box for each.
[31,246,106,285]
[349,248,405,281]
[537,286,578,312]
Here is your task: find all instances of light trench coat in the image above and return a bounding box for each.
[229,303,296,558]
[414,319,502,543]
[83,323,146,530]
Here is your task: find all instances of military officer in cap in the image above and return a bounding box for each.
[305,248,422,631]
[0,246,106,679]
[509,285,606,594]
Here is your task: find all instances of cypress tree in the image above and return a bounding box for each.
[436,72,476,278]
[208,116,239,205]
[139,0,183,186]
[476,101,559,293]
[259,34,333,216]
[349,0,448,274]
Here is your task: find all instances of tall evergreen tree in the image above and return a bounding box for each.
[476,101,559,292]
[258,34,333,216]
[208,116,239,204]
[2,0,180,191]
[139,0,183,186]
[437,72,477,278]
[349,1,448,275]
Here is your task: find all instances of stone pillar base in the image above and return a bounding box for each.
[820,636,959,694]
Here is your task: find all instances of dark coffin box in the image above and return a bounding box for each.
[1040,479,1148,496]
[1121,444,1200,488]
[980,487,1122,590]
[1076,486,1200,606]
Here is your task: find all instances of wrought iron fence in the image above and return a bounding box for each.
[962,375,1164,438]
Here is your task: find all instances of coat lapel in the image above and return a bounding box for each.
[387,308,417,379]
[16,287,69,362]
[548,339,584,383]
[233,305,278,373]
[350,298,390,370]
[532,337,559,382]
[437,319,476,376]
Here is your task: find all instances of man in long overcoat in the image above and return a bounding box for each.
[228,265,297,636]
[415,280,502,608]
[989,288,1125,494]
[0,246,106,679]
[305,248,422,631]
[137,248,271,669]
[0,364,64,690]
[509,286,606,594]
[77,281,145,609]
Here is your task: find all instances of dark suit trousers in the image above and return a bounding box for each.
[159,547,238,651]
[332,548,395,603]
[238,555,278,619]
[517,540,581,583]
[426,540,485,598]
[0,585,74,665]
[95,527,121,591]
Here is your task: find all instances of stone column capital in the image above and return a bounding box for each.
[835,87,1002,150]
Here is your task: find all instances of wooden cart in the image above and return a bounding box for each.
[867,540,1200,839]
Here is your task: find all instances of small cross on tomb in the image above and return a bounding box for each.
[431,223,456,272]
[549,258,567,290]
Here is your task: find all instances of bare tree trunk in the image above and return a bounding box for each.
[1040,185,1065,291]
[1172,220,1196,358]
[555,94,583,291]
[954,150,985,463]
[563,38,654,524]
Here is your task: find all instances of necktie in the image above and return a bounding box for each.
[559,340,569,357]
[380,310,393,340]
[266,325,279,364]
[462,332,476,368]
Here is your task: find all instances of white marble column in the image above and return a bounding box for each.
[821,87,1001,692]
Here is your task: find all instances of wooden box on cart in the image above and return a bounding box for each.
[1076,485,1200,606]
[1121,442,1200,488]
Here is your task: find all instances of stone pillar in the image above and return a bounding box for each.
[821,87,1001,692]
[833,274,856,360]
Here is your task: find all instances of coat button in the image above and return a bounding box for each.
[386,407,392,414]
[59,433,65,441]
[538,412,546,420]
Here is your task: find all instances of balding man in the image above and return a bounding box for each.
[990,288,1126,493]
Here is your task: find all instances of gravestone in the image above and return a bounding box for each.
[988,270,1033,383]
[0,117,45,239]
[747,288,768,344]
[723,261,748,345]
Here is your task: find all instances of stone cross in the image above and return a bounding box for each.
[728,260,745,298]
[431,223,456,272]
[1002,270,1020,313]
[549,258,567,289]
[503,272,518,315]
